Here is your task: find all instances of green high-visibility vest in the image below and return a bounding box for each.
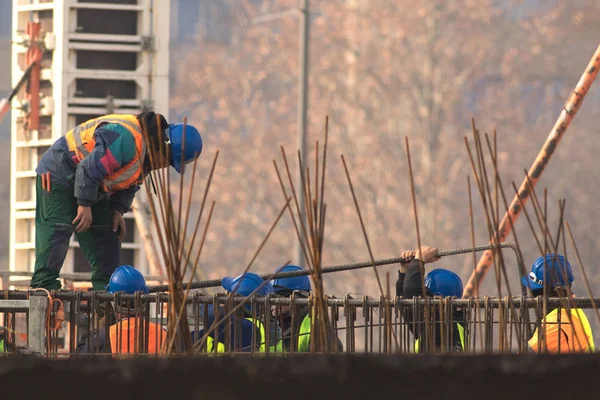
[205,318,266,353]
[270,314,312,353]
[206,336,225,353]
[297,315,311,352]
[414,323,465,353]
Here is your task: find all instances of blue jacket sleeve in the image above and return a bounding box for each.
[195,305,261,352]
[239,319,262,352]
[75,328,109,354]
[109,185,140,214]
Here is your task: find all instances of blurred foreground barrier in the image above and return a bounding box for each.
[0,354,598,399]
[0,295,47,355]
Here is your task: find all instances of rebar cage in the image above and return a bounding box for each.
[1,291,598,357]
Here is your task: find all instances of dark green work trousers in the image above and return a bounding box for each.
[31,175,120,290]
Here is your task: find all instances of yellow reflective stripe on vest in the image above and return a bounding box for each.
[94,116,147,191]
[99,117,147,190]
[575,309,595,351]
[64,114,147,191]
[69,115,143,158]
[103,144,147,190]
[529,308,595,353]
[269,340,285,353]
[269,314,312,354]
[248,318,266,352]
[206,336,225,353]
[457,323,465,350]
[206,318,266,353]
[76,115,143,137]
[73,128,89,157]
[298,315,311,352]
[414,323,465,353]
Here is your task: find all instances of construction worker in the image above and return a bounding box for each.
[193,272,273,353]
[270,265,343,353]
[270,265,313,353]
[523,254,594,353]
[75,265,165,355]
[31,112,203,291]
[396,245,466,353]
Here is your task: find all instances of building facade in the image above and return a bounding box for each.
[9,0,170,285]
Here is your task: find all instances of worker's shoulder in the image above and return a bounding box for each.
[96,122,136,136]
[95,123,138,148]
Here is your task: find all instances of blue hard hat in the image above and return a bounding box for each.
[167,123,203,174]
[271,265,311,293]
[106,265,149,294]
[521,254,574,290]
[222,272,274,297]
[425,269,463,298]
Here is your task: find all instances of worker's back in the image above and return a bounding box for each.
[529,307,594,353]
[36,114,146,195]
[109,317,165,355]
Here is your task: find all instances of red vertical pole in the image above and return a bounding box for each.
[25,21,42,132]
[463,45,600,297]
[0,98,9,122]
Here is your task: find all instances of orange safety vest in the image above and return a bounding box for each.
[64,114,147,192]
[109,317,165,355]
[529,308,595,353]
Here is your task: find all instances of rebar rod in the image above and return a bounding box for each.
[464,44,600,296]
[147,242,522,292]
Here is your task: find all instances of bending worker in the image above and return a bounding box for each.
[396,245,465,353]
[31,112,203,290]
[270,265,313,352]
[76,265,165,355]
[523,254,594,353]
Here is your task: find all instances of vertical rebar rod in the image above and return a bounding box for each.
[464,45,600,296]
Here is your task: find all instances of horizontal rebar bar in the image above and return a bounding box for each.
[146,242,521,292]
[8,291,600,310]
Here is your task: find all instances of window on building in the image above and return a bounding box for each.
[77,50,137,71]
[75,115,103,126]
[73,248,91,273]
[75,79,137,99]
[120,249,135,267]
[76,9,138,36]
[123,218,135,243]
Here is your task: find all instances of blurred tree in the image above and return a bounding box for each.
[170,0,600,299]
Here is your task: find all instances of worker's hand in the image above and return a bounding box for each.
[399,250,415,273]
[112,211,126,241]
[414,246,440,263]
[72,205,92,233]
[400,250,416,264]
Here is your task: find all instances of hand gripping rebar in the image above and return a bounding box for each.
[147,242,525,293]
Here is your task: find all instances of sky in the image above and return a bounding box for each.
[0,0,11,137]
